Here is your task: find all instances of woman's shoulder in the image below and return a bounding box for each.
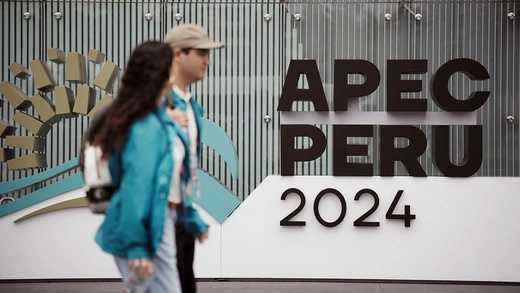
[129,110,163,135]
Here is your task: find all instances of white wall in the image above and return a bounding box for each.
[2,176,520,282]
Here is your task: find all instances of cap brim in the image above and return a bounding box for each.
[192,41,225,49]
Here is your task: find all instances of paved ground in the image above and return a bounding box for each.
[1,280,520,293]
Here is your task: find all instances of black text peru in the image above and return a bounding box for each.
[278,59,490,177]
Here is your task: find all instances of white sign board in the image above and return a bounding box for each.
[2,176,520,282]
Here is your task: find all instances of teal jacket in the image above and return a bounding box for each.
[95,103,191,260]
[170,90,208,236]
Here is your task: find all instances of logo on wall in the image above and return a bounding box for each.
[0,48,240,223]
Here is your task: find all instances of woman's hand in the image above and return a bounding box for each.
[197,230,209,244]
[166,108,189,128]
[129,259,154,278]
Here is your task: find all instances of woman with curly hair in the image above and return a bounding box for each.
[93,41,187,293]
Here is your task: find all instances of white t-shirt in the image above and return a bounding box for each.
[169,137,185,204]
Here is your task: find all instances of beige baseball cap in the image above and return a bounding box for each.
[164,24,224,49]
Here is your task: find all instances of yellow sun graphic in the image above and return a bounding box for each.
[1,48,121,171]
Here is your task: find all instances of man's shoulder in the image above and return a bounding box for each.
[190,98,204,116]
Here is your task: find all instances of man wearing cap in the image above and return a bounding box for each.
[164,24,224,293]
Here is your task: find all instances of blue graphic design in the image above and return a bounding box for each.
[0,173,84,217]
[0,158,79,195]
[0,118,241,223]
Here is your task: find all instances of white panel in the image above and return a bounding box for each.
[0,189,119,279]
[193,203,222,278]
[222,176,520,281]
[2,176,520,281]
[0,189,221,280]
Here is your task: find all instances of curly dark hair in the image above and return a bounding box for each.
[93,41,173,159]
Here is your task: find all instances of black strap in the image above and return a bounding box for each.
[166,92,175,109]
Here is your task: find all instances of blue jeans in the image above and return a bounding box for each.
[114,208,181,293]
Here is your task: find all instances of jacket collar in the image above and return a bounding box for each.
[157,97,190,149]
